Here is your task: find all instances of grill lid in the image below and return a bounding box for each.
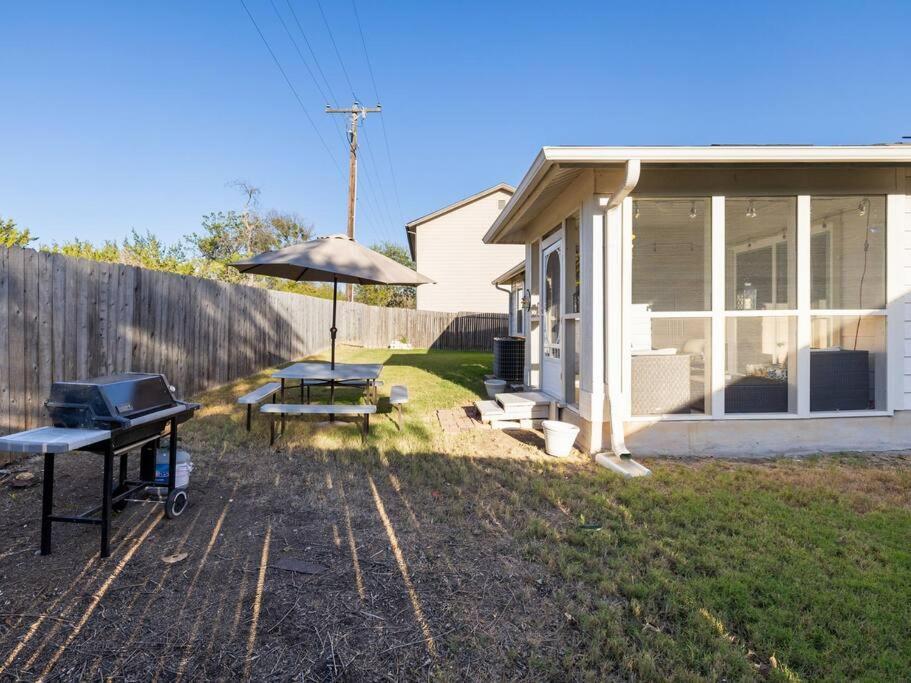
[47,373,178,429]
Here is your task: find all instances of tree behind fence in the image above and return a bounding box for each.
[0,245,506,435]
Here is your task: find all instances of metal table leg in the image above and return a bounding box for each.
[101,442,113,558]
[280,378,286,434]
[168,418,178,494]
[40,454,55,556]
[119,452,128,488]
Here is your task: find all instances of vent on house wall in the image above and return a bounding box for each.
[497,199,507,210]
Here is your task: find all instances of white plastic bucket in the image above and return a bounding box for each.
[155,448,192,489]
[541,420,580,457]
[484,378,507,398]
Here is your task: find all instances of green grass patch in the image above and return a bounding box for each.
[188,347,911,681]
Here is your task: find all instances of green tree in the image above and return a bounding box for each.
[354,241,417,309]
[0,217,35,248]
[47,230,191,275]
[190,210,314,263]
[49,238,120,262]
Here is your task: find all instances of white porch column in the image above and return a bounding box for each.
[525,240,541,388]
[579,196,606,451]
[596,159,640,458]
[600,199,629,456]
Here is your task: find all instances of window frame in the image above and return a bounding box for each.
[622,193,898,422]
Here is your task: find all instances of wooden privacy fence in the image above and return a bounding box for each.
[0,245,506,436]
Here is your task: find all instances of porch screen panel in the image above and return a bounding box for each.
[726,198,797,310]
[631,199,710,312]
[725,317,797,414]
[630,198,711,416]
[810,315,886,411]
[630,318,711,415]
[810,197,886,310]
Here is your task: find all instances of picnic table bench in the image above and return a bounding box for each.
[261,403,377,444]
[237,382,282,431]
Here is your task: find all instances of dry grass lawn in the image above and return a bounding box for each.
[0,346,908,681]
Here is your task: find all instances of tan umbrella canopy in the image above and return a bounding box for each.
[231,233,434,285]
[230,234,434,368]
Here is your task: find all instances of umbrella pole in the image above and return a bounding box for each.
[330,277,337,419]
[330,277,338,370]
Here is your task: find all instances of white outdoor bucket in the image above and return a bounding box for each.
[541,420,580,457]
[155,448,192,489]
[484,378,507,398]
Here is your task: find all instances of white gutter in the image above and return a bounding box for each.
[599,160,640,458]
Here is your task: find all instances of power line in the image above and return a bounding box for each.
[284,0,340,106]
[268,0,350,152]
[239,0,344,180]
[314,0,358,101]
[358,124,396,229]
[268,0,331,106]
[350,0,407,228]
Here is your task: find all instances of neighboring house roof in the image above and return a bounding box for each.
[485,144,911,244]
[492,260,525,286]
[405,182,515,260]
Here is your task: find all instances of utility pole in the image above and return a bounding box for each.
[326,101,382,301]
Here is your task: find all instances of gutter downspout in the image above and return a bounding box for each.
[598,159,640,460]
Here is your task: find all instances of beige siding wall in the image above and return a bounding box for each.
[415,189,524,313]
[904,172,911,408]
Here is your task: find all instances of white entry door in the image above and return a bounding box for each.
[540,232,563,400]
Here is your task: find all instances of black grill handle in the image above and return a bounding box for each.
[44,402,129,427]
[94,415,130,427]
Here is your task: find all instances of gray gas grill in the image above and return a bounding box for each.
[0,373,200,558]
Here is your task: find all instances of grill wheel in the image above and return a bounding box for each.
[165,489,188,519]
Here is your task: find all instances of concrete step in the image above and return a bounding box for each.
[475,400,505,423]
[495,391,555,420]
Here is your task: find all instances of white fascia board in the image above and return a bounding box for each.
[541,145,911,165]
[485,145,911,245]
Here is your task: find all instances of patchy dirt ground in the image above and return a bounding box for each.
[0,417,583,681]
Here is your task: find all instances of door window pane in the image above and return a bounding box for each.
[566,212,581,313]
[543,246,561,358]
[810,197,886,309]
[811,315,885,410]
[632,199,710,312]
[726,198,797,310]
[631,317,710,415]
[725,317,796,413]
[511,281,524,335]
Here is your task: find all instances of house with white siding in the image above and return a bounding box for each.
[483,144,911,457]
[406,184,523,313]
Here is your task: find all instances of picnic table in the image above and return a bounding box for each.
[271,362,384,427]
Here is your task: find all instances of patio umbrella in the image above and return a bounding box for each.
[230,234,433,368]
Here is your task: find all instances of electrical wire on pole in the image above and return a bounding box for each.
[351,0,407,228]
[239,0,344,180]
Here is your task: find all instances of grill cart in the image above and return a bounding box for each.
[0,373,200,558]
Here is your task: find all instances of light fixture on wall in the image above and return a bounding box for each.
[689,201,697,219]
[746,200,757,219]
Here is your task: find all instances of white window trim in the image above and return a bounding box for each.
[624,193,898,421]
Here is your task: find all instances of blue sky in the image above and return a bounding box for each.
[1,1,909,251]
